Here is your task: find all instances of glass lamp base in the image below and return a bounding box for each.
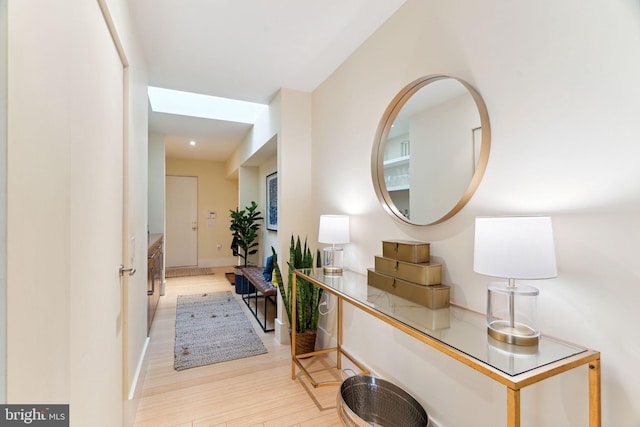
[323,266,343,275]
[323,247,344,275]
[487,321,539,346]
[487,281,540,347]
[487,334,539,356]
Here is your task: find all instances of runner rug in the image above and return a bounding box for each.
[174,291,267,371]
[166,267,216,278]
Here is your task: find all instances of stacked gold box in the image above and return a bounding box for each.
[367,240,450,309]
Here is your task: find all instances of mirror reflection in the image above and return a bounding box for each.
[372,76,490,225]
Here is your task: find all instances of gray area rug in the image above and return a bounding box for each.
[174,291,267,371]
[166,267,216,278]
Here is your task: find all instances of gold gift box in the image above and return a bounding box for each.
[382,240,430,263]
[374,256,442,286]
[403,306,451,331]
[367,269,450,309]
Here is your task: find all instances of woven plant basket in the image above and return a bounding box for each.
[294,330,317,356]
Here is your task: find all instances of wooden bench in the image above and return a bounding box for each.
[241,267,277,332]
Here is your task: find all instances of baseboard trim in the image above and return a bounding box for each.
[275,318,290,345]
[128,336,150,401]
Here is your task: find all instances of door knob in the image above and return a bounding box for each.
[119,265,136,277]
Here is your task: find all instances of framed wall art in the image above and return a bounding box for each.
[266,172,278,231]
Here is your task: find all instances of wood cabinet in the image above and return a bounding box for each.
[147,234,163,335]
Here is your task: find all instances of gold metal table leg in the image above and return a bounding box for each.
[291,273,297,380]
[589,359,601,427]
[507,388,520,427]
[337,296,342,370]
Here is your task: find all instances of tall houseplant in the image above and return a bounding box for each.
[229,201,263,293]
[272,236,322,355]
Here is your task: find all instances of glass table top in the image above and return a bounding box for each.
[296,268,587,377]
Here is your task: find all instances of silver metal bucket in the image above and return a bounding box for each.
[337,374,430,427]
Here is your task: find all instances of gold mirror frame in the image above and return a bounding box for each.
[371,75,491,225]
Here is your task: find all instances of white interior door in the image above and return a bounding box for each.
[166,175,198,267]
[69,1,124,423]
[7,2,129,423]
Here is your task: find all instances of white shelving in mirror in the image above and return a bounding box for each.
[383,155,410,191]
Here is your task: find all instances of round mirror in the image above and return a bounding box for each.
[371,75,491,225]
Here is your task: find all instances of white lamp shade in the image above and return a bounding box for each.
[318,215,350,244]
[474,216,557,280]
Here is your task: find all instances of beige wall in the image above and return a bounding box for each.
[6,0,149,425]
[309,1,640,426]
[227,89,313,342]
[166,157,238,267]
[259,154,278,266]
[148,133,165,234]
[0,0,7,403]
[103,1,151,417]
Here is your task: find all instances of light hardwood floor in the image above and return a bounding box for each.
[133,267,343,427]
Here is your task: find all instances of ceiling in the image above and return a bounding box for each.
[129,0,407,161]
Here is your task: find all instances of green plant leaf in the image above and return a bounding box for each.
[279,235,324,333]
[229,201,262,267]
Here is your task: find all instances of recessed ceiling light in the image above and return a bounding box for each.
[148,86,268,124]
[189,140,196,146]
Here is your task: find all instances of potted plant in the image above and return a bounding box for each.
[271,235,322,355]
[229,201,263,294]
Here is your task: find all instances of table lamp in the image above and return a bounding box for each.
[474,216,557,346]
[318,215,350,275]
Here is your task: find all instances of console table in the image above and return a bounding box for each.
[291,268,601,427]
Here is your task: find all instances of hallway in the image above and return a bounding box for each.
[133,268,341,426]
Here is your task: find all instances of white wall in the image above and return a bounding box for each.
[227,89,280,270]
[273,89,314,342]
[410,93,478,223]
[226,96,279,180]
[312,1,640,426]
[259,153,278,265]
[101,1,150,422]
[0,0,6,404]
[166,157,239,267]
[229,89,313,342]
[148,133,165,234]
[237,166,260,267]
[6,0,148,425]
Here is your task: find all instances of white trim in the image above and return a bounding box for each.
[127,336,150,401]
[274,318,290,345]
[0,0,7,404]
